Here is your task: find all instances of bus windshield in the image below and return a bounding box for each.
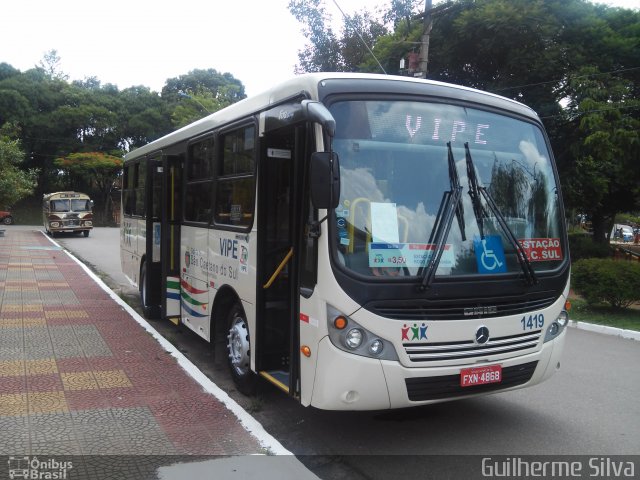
[330,99,564,279]
[50,199,91,212]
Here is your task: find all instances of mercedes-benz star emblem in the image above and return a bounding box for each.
[475,326,490,345]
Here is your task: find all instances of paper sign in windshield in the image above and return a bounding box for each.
[519,238,563,262]
[369,243,454,268]
[371,202,400,243]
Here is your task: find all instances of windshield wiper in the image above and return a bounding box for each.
[464,142,537,286]
[419,142,465,291]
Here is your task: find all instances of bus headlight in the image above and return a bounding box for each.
[556,310,569,327]
[51,222,59,227]
[544,310,569,343]
[369,339,384,356]
[327,305,398,361]
[345,328,363,349]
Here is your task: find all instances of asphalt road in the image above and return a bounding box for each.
[41,226,640,478]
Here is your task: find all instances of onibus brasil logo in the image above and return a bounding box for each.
[8,456,73,479]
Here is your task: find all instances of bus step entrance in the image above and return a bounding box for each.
[259,370,290,393]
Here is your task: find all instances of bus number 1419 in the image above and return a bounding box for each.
[521,313,544,330]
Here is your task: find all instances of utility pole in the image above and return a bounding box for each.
[417,0,433,78]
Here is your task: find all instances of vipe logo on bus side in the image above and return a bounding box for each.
[8,456,73,479]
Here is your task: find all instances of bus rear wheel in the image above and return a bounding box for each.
[140,262,159,319]
[226,304,257,395]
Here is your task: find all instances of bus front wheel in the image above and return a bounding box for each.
[226,304,257,395]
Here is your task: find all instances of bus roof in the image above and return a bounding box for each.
[124,72,539,162]
[43,191,91,200]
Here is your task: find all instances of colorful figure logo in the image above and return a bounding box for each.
[401,323,428,341]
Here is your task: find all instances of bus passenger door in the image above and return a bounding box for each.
[161,155,182,323]
[142,157,163,318]
[256,124,304,397]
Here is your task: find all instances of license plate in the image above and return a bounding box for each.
[460,364,502,387]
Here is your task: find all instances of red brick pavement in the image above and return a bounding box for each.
[0,229,267,456]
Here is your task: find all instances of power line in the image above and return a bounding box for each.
[330,0,387,74]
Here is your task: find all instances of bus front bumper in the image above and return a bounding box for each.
[49,222,93,233]
[310,331,565,410]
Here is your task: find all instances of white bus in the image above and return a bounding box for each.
[120,73,570,410]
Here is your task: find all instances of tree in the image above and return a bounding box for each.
[53,152,123,224]
[38,49,69,81]
[0,123,38,208]
[162,69,245,104]
[118,85,173,150]
[288,0,396,73]
[161,69,246,128]
[289,0,343,72]
[563,68,640,243]
[290,0,640,246]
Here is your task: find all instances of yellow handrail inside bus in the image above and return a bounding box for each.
[263,247,294,289]
[347,198,371,253]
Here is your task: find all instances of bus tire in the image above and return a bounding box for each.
[83,230,90,237]
[226,303,257,395]
[140,262,160,319]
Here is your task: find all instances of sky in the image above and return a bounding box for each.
[1,0,638,97]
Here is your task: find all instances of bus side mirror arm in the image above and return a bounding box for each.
[301,100,335,138]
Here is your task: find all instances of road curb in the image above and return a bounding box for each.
[569,320,640,341]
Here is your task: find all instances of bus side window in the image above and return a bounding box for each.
[135,160,146,217]
[214,125,255,228]
[123,164,134,215]
[185,137,215,223]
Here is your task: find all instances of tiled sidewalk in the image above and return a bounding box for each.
[0,229,265,458]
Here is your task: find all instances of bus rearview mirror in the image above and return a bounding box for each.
[310,152,340,210]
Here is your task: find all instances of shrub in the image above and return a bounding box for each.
[568,233,611,261]
[572,258,640,309]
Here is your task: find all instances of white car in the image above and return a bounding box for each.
[615,225,634,242]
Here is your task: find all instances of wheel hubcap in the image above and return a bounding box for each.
[228,315,250,376]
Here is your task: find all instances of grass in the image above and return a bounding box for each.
[569,297,640,332]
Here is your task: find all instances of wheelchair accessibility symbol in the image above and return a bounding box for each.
[474,235,507,274]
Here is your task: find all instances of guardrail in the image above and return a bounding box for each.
[613,245,640,262]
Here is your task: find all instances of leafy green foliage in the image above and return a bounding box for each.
[568,233,611,261]
[54,152,123,224]
[288,0,396,72]
[0,124,38,208]
[562,66,640,243]
[290,0,640,249]
[0,58,246,207]
[572,258,640,309]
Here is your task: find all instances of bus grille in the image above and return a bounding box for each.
[405,361,538,401]
[403,330,542,363]
[367,294,557,320]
